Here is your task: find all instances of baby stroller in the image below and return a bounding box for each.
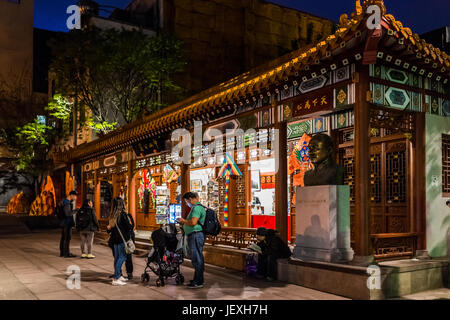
[141,224,185,287]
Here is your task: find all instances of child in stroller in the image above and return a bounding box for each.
[141,224,185,287]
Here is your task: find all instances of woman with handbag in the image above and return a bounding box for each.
[107,197,134,286]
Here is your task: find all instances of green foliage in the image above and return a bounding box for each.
[87,118,117,134]
[49,28,186,133]
[45,94,72,120]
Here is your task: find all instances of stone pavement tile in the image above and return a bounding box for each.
[35,290,85,300]
[400,288,450,300]
[24,281,68,295]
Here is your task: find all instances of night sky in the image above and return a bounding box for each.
[34,0,449,35]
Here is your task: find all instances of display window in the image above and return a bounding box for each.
[134,163,181,230]
[189,167,219,212]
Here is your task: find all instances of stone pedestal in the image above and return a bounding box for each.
[293,185,354,263]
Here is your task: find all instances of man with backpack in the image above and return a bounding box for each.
[57,191,78,258]
[177,192,207,289]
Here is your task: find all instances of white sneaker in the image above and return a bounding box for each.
[119,276,128,282]
[112,279,127,286]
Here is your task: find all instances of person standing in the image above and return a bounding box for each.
[125,212,135,280]
[76,199,99,259]
[107,197,132,286]
[254,227,292,281]
[58,191,78,258]
[177,192,206,289]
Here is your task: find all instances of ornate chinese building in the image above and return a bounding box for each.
[55,0,450,261]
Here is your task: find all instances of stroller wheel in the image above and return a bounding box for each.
[141,273,150,284]
[175,275,184,285]
[156,278,165,287]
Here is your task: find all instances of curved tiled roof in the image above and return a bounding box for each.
[56,0,450,163]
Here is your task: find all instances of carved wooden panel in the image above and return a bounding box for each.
[386,150,407,203]
[443,134,450,196]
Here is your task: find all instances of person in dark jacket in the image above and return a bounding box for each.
[107,197,132,286]
[255,227,292,281]
[76,199,99,259]
[59,191,78,258]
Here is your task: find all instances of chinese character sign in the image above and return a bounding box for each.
[292,91,333,118]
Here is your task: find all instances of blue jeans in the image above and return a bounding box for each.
[187,232,205,285]
[113,243,127,280]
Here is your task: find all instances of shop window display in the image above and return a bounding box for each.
[250,158,276,229]
[190,167,219,212]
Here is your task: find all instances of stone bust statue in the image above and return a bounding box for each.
[304,133,344,186]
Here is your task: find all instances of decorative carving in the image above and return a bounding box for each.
[371,234,417,260]
[369,105,414,134]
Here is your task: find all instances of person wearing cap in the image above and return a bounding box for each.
[59,190,78,258]
[255,227,292,281]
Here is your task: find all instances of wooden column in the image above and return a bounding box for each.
[127,149,135,228]
[181,163,190,219]
[94,170,101,221]
[275,121,289,243]
[354,64,371,257]
[413,112,426,250]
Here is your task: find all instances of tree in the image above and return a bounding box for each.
[0,95,73,198]
[49,27,186,134]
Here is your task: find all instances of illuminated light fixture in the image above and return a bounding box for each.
[419,69,425,75]
[432,63,438,68]
[342,59,349,65]
[403,63,410,69]
[442,67,447,73]
[293,80,298,86]
[284,85,289,90]
[340,41,346,48]
[321,68,327,74]
[302,76,308,82]
[386,55,393,62]
[355,53,362,60]
[428,72,433,78]
[330,64,337,70]
[387,29,394,35]
[436,76,441,81]
[399,38,404,45]
[395,59,402,66]
[326,51,331,57]
[311,72,317,78]
[425,58,430,64]
[411,66,418,72]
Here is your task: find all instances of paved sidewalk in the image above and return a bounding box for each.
[0,230,348,300]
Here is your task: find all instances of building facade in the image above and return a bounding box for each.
[56,0,450,260]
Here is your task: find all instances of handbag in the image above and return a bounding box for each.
[116,215,135,255]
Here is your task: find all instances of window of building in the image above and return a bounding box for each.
[442,134,450,196]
